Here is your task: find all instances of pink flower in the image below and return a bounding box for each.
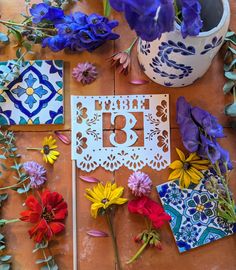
[72,62,98,85]
[128,171,152,197]
[23,161,47,189]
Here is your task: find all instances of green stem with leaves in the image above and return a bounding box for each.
[0,19,57,32]
[42,248,51,270]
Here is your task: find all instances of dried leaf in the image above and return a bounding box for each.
[87,230,109,237]
[129,79,149,85]
[54,131,71,145]
[80,176,100,183]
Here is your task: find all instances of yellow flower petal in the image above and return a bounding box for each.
[182,171,191,188]
[112,198,128,205]
[109,187,124,201]
[168,169,182,180]
[91,203,103,218]
[176,148,186,162]
[169,160,183,170]
[189,167,204,179]
[186,152,198,162]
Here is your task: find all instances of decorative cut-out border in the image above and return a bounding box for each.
[71,94,170,172]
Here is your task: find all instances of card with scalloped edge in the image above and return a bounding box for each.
[0,60,64,125]
[71,94,170,172]
[157,173,236,253]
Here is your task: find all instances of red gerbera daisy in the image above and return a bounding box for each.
[20,190,68,243]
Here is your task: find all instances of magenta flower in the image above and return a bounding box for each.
[72,62,98,85]
[23,161,47,189]
[128,171,152,197]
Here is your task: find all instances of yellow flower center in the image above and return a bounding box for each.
[196,204,205,212]
[26,87,34,95]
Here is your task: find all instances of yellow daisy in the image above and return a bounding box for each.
[41,136,60,164]
[169,148,209,189]
[85,181,128,218]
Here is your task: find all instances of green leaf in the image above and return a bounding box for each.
[0,33,9,44]
[228,46,236,54]
[0,194,8,202]
[223,80,235,94]
[225,34,236,46]
[0,255,11,262]
[36,256,52,264]
[16,48,22,59]
[226,31,235,38]
[103,0,111,17]
[225,71,236,80]
[0,245,6,251]
[22,41,32,52]
[0,264,11,270]
[9,28,22,45]
[225,103,236,117]
[224,59,236,72]
[17,185,30,194]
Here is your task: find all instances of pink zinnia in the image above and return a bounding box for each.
[72,62,98,85]
[128,171,152,197]
[23,161,47,189]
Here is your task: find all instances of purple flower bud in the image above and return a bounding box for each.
[128,171,152,197]
[23,161,47,189]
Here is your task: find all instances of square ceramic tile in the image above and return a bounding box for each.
[0,60,64,125]
[71,94,170,172]
[157,173,236,253]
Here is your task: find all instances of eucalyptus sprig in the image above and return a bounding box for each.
[223,31,236,118]
[0,130,30,194]
[33,241,59,270]
[0,195,12,270]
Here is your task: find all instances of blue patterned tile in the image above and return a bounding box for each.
[157,173,236,253]
[0,60,64,125]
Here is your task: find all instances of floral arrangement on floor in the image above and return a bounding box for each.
[171,96,236,223]
[0,130,68,269]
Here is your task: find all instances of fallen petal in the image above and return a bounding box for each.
[87,230,109,237]
[80,176,100,183]
[54,131,71,145]
[129,79,149,85]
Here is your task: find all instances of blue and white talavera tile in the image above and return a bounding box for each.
[0,60,64,125]
[157,174,236,253]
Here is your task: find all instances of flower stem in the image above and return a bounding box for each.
[42,248,51,270]
[125,37,138,55]
[126,239,150,264]
[106,212,122,270]
[0,19,57,32]
[0,177,29,190]
[26,147,42,151]
[0,218,20,226]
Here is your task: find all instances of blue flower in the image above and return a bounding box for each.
[12,73,48,109]
[42,12,119,52]
[110,0,174,41]
[191,106,224,138]
[42,35,67,52]
[30,3,64,24]
[198,134,221,164]
[180,0,203,38]
[176,97,200,152]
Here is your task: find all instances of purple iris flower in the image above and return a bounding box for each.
[30,3,64,24]
[191,107,224,138]
[198,134,221,164]
[180,0,203,38]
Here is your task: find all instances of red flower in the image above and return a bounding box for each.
[20,190,68,243]
[128,196,171,229]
